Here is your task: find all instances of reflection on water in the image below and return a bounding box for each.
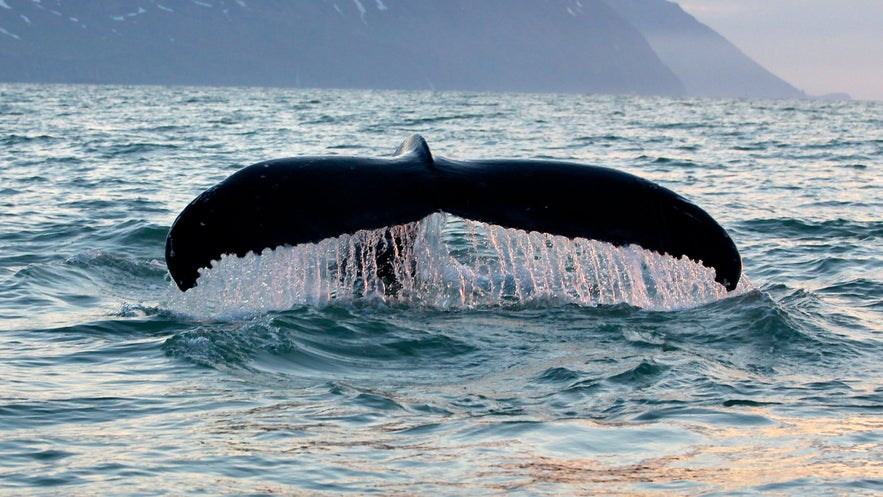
[495,412,881,494]
[194,399,881,495]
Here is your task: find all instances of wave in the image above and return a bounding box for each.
[739,218,883,239]
[158,285,881,419]
[0,238,168,331]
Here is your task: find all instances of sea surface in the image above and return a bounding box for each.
[1,84,881,496]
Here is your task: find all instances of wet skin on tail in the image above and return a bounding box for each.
[166,135,741,292]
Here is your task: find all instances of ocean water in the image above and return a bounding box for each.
[0,83,881,496]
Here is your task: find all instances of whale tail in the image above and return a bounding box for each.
[166,135,740,292]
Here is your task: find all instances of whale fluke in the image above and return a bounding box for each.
[166,135,741,292]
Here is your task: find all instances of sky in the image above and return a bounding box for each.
[679,0,883,101]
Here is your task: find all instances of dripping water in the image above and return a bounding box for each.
[167,213,747,319]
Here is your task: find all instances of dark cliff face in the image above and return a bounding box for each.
[0,0,684,95]
[0,0,796,98]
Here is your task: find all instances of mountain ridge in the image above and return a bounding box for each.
[0,0,805,98]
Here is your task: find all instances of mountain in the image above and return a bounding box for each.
[0,0,802,98]
[604,0,806,99]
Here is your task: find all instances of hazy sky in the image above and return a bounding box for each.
[679,0,882,101]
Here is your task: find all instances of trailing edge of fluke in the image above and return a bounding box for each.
[165,135,741,292]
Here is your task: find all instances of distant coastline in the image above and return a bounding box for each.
[812,92,852,101]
